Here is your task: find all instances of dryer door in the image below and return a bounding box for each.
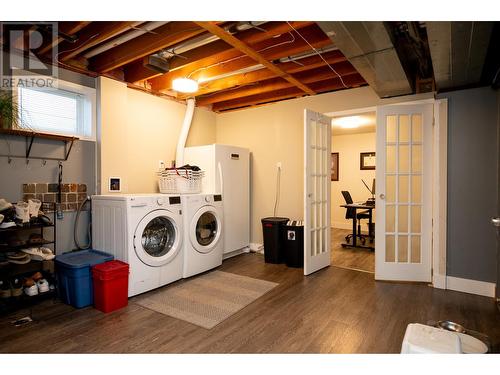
[134,209,181,267]
[190,206,222,254]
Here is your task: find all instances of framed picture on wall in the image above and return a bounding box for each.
[331,152,339,181]
[360,152,376,170]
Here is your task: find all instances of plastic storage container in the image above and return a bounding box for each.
[261,217,289,263]
[284,220,304,268]
[92,260,129,313]
[55,249,114,308]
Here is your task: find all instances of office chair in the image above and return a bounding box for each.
[341,191,371,246]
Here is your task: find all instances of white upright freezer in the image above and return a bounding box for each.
[184,144,250,257]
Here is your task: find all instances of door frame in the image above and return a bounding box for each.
[326,98,448,288]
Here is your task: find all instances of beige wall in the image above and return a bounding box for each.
[331,132,376,229]
[99,77,216,194]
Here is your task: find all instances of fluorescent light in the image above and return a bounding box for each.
[172,78,198,93]
[333,115,368,129]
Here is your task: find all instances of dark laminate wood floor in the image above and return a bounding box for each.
[331,228,375,273]
[1,252,499,353]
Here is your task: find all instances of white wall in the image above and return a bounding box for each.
[98,77,217,194]
[331,132,376,229]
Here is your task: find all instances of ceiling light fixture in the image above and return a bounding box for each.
[333,115,368,129]
[172,78,198,93]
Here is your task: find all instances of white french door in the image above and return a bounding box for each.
[304,109,331,275]
[375,103,433,282]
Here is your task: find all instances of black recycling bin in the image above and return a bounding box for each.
[284,221,304,268]
[261,217,289,263]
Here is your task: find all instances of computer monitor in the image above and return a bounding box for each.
[362,178,375,199]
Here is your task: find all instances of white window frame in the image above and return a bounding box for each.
[14,73,96,141]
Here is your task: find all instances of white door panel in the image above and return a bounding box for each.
[304,109,331,275]
[375,103,433,282]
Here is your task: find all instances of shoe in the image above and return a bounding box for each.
[37,279,49,293]
[23,277,35,287]
[15,201,30,223]
[27,199,41,218]
[0,198,13,212]
[28,233,46,245]
[22,247,54,261]
[8,234,26,247]
[38,215,53,226]
[11,278,23,297]
[0,221,16,229]
[24,284,38,296]
[0,279,12,298]
[31,272,43,281]
[7,252,31,264]
[0,213,3,224]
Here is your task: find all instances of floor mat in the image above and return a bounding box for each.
[134,270,278,329]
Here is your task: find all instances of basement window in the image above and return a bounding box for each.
[16,79,96,140]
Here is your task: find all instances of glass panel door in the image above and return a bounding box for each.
[375,103,433,282]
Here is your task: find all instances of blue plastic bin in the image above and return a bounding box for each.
[55,249,114,308]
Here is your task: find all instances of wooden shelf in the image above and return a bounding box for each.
[0,128,78,142]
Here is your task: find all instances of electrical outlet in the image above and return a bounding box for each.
[277,162,282,169]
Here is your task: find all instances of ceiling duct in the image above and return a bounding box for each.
[317,21,412,97]
[144,54,170,73]
[426,22,494,90]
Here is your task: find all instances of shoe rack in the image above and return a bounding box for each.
[0,202,57,315]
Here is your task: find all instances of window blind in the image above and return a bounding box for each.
[18,87,82,135]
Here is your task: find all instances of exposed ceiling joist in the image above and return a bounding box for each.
[90,21,205,73]
[196,62,358,105]
[124,21,313,83]
[37,21,91,55]
[59,21,139,62]
[193,21,316,95]
[178,50,347,99]
[213,73,366,112]
[317,21,413,97]
[426,21,494,90]
[150,24,330,92]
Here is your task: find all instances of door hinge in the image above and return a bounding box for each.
[432,117,435,127]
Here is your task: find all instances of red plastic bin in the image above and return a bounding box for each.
[91,260,129,313]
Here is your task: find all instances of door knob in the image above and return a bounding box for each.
[379,193,385,200]
[492,217,500,227]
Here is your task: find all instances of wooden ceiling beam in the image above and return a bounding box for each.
[149,24,331,92]
[59,21,138,62]
[89,21,205,73]
[124,21,314,83]
[37,21,91,55]
[193,21,315,95]
[178,50,347,99]
[212,74,366,112]
[196,62,358,106]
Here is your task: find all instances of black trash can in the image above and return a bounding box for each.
[261,217,289,263]
[284,220,304,268]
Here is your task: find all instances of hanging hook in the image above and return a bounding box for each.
[42,159,47,166]
[26,158,30,165]
[8,157,12,164]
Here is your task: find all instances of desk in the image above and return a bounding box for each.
[340,203,375,250]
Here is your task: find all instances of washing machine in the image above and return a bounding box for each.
[91,194,184,297]
[182,194,224,278]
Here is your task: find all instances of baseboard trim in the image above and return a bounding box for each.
[249,242,264,254]
[446,276,496,298]
[223,247,250,260]
[331,222,352,231]
[432,274,447,290]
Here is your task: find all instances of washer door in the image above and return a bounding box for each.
[134,209,181,267]
[189,206,221,254]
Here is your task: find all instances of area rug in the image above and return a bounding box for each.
[134,271,278,329]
